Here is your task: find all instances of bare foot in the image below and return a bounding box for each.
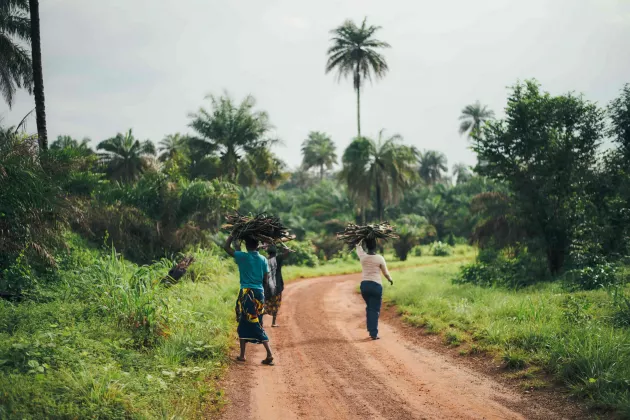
[236,356,246,362]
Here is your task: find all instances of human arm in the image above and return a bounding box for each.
[223,235,236,257]
[281,248,291,258]
[380,257,393,285]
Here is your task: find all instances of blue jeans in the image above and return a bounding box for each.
[360,281,383,338]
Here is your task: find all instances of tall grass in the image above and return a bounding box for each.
[0,238,239,419]
[386,262,630,415]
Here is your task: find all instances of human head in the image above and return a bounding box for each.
[364,237,377,253]
[244,237,259,251]
[267,244,277,257]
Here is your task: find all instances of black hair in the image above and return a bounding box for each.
[267,244,278,256]
[244,237,259,251]
[365,237,377,252]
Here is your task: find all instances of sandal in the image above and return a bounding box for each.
[370,336,380,340]
[272,324,279,327]
[261,357,274,366]
[236,356,246,362]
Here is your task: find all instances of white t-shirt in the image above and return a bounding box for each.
[356,245,391,285]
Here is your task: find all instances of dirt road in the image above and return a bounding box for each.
[218,273,575,420]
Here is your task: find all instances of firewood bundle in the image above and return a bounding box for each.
[222,212,293,245]
[336,222,398,248]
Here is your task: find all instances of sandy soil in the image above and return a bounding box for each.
[216,273,585,420]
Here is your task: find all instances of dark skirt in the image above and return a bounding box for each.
[264,293,282,316]
[235,288,269,343]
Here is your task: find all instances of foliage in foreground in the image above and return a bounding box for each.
[0,239,238,419]
[387,262,630,415]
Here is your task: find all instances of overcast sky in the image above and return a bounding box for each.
[2,0,629,170]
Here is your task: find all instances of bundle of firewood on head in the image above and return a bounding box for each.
[222,212,294,248]
[336,222,398,248]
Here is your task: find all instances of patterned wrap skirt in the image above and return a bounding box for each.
[264,293,282,316]
[235,288,269,343]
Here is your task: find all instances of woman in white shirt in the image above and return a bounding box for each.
[356,238,393,340]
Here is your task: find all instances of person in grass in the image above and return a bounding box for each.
[263,244,290,327]
[224,234,274,365]
[356,237,393,340]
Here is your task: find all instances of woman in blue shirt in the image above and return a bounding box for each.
[224,235,274,365]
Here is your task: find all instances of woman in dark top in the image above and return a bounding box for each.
[264,245,289,327]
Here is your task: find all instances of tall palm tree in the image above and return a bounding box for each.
[158,133,188,162]
[326,18,390,138]
[301,131,337,180]
[0,0,32,107]
[27,0,45,150]
[452,162,472,185]
[340,130,417,221]
[418,150,448,186]
[96,129,156,182]
[459,101,494,139]
[189,93,272,183]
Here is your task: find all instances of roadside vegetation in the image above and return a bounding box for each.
[386,263,630,416]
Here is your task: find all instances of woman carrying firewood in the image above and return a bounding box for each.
[338,223,397,340]
[224,235,274,365]
[356,237,393,340]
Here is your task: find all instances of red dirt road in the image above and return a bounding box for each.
[218,273,576,420]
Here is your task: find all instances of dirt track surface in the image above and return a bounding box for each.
[218,273,576,420]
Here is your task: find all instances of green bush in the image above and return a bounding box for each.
[564,262,619,291]
[431,241,452,257]
[454,249,551,288]
[284,240,318,267]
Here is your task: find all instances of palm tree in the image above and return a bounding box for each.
[301,131,337,180]
[452,163,472,185]
[96,129,156,182]
[0,0,32,107]
[158,133,188,162]
[459,101,494,139]
[340,129,417,221]
[189,93,272,183]
[27,0,46,150]
[326,18,390,138]
[50,135,92,155]
[238,147,288,188]
[418,150,448,186]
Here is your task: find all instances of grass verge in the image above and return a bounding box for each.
[0,239,239,419]
[386,261,630,416]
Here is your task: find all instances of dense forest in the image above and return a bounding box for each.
[2,0,630,417]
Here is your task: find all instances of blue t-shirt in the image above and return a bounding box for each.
[234,251,269,290]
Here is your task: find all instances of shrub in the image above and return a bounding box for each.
[431,241,452,257]
[447,233,456,247]
[564,262,619,291]
[454,249,551,288]
[312,235,344,261]
[412,246,422,257]
[0,134,80,294]
[283,240,318,267]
